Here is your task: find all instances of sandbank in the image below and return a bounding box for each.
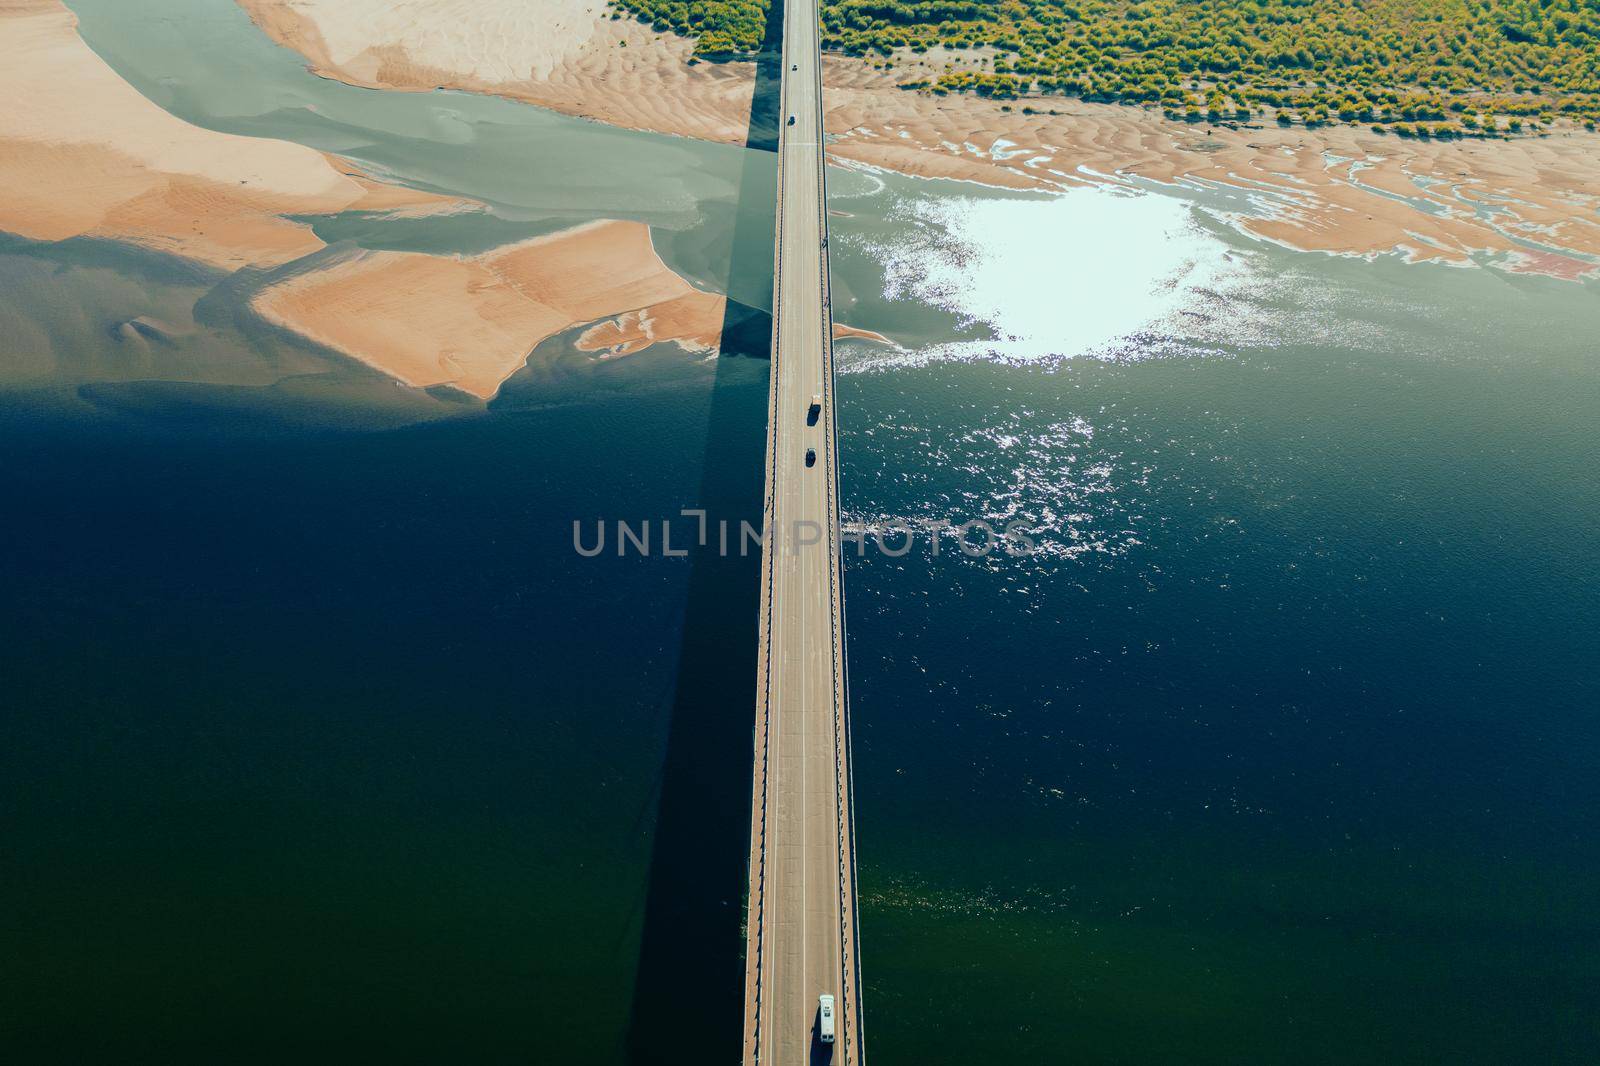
[238,0,1600,278]
[2,2,783,400]
[0,0,460,271]
[253,220,729,397]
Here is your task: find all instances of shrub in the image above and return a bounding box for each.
[613,0,1600,131]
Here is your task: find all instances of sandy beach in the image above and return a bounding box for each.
[239,0,1600,278]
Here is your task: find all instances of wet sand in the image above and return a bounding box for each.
[238,0,1600,278]
[827,91,1600,275]
[253,209,890,396]
[1,1,795,400]
[238,0,762,145]
[0,0,460,271]
[254,220,733,397]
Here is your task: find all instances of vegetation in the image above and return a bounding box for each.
[609,0,770,53]
[608,0,1600,132]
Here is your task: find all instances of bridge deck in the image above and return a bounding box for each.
[740,0,862,1061]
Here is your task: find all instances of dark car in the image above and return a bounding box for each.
[805,448,817,468]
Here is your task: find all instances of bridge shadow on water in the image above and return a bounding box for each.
[623,5,785,1064]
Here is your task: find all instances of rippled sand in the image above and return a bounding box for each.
[0,1,764,400]
[240,0,1600,279]
[240,0,761,143]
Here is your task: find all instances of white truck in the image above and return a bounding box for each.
[818,994,835,1044]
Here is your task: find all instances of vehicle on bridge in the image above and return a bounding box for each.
[805,448,817,468]
[787,114,796,126]
[808,393,822,425]
[818,994,835,1044]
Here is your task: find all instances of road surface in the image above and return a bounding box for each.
[740,0,864,1061]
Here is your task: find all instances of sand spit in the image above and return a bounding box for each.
[238,0,1600,278]
[832,323,892,345]
[0,0,459,271]
[254,220,729,397]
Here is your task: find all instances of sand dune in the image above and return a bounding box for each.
[239,0,1600,278]
[253,220,729,397]
[0,0,460,270]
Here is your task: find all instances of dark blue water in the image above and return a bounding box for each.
[4,2,1599,1062]
[0,332,769,1061]
[837,252,1600,1063]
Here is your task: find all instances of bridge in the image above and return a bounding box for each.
[739,0,865,1060]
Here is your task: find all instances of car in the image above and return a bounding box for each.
[805,448,817,468]
[791,63,797,71]
[787,115,796,126]
[818,994,835,1043]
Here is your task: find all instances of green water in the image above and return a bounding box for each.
[3,2,1598,1062]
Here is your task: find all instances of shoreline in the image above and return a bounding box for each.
[0,0,466,273]
[8,0,1597,407]
[237,0,1600,281]
[251,219,735,399]
[1,0,890,403]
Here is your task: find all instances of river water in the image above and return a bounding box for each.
[2,1,1597,1062]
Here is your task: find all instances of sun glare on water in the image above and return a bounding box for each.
[859,184,1252,367]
